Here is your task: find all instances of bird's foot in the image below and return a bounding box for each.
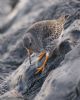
[35,66,45,74]
[35,52,49,74]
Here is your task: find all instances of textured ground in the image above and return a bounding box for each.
[0,0,80,100]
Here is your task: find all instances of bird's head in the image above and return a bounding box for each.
[23,35,33,53]
[23,33,40,64]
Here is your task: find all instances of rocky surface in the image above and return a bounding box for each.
[0,0,80,100]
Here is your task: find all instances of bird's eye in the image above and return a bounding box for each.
[30,42,32,46]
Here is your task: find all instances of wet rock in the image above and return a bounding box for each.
[0,0,80,100]
[34,43,80,100]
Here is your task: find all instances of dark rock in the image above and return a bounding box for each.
[34,44,80,100]
[0,0,80,100]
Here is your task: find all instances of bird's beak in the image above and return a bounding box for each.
[26,48,33,65]
[27,48,33,55]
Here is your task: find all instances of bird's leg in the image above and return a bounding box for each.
[35,52,49,74]
[37,50,46,62]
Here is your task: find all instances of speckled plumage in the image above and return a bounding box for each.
[24,15,69,55]
[23,15,69,73]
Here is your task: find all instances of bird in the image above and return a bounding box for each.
[23,15,69,74]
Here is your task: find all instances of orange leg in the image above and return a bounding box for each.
[35,53,49,74]
[37,50,46,61]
